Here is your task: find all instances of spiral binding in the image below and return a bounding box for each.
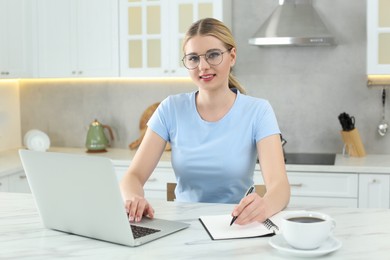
[264,219,279,233]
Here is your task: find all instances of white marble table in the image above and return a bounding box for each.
[1,192,389,259]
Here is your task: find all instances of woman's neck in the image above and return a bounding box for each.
[195,87,237,122]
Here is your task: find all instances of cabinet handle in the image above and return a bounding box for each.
[369,178,377,183]
[78,71,82,74]
[19,175,27,179]
[146,177,157,182]
[72,71,77,74]
[290,183,303,187]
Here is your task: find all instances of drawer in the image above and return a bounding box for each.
[114,166,175,200]
[289,197,358,208]
[144,167,176,191]
[287,172,358,198]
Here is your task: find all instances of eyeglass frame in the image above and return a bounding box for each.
[181,48,233,70]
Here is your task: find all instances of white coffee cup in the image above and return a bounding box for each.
[281,211,336,250]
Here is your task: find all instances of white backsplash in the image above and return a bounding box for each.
[0,81,21,152]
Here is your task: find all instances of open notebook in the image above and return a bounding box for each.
[199,210,300,240]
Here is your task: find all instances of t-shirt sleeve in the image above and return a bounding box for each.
[254,100,281,143]
[147,97,171,142]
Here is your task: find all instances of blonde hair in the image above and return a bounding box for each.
[182,18,246,94]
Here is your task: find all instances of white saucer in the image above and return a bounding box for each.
[269,234,342,258]
[24,129,50,152]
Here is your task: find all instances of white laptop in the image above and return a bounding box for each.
[19,149,189,247]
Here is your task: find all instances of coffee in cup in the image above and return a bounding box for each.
[281,211,336,250]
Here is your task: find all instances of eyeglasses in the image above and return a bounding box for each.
[181,48,232,70]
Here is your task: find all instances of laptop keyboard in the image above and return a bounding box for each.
[131,224,161,239]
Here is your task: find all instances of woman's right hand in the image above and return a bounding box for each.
[124,195,155,222]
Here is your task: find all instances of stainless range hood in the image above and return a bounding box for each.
[249,0,336,46]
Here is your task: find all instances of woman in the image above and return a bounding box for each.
[120,18,290,225]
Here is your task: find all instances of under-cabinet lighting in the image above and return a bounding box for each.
[367,75,390,88]
[18,77,192,84]
[0,79,19,84]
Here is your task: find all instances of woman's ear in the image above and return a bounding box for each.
[229,47,236,67]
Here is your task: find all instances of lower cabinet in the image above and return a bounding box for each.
[0,175,9,192]
[114,165,176,200]
[0,170,31,193]
[115,164,390,209]
[255,171,359,208]
[358,174,390,208]
[287,172,358,208]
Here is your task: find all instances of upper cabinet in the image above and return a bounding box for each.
[367,0,390,75]
[119,0,231,77]
[0,0,34,79]
[36,0,119,78]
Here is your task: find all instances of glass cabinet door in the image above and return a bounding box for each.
[378,0,390,67]
[120,0,229,77]
[367,0,390,75]
[122,0,163,76]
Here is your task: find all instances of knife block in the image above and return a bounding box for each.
[340,128,366,157]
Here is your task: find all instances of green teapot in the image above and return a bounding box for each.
[86,119,114,153]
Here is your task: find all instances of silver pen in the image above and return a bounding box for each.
[230,185,255,226]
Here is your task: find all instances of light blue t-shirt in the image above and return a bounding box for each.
[147,90,280,204]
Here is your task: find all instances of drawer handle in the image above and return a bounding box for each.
[290,183,303,187]
[146,177,157,183]
[19,175,27,179]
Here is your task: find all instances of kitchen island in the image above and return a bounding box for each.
[0,192,389,259]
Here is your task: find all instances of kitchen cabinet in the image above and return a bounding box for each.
[115,163,359,206]
[119,0,231,77]
[8,170,30,193]
[367,0,390,75]
[0,175,9,192]
[255,171,359,208]
[0,0,34,79]
[114,165,176,200]
[36,0,119,78]
[0,170,30,193]
[358,174,390,208]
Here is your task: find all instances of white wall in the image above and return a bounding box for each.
[0,81,21,152]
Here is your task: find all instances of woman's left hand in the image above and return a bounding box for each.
[231,193,268,225]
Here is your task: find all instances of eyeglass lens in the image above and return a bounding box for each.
[182,49,228,70]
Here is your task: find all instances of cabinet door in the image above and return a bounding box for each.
[255,170,358,207]
[287,172,358,208]
[359,174,390,208]
[119,0,231,77]
[37,0,118,77]
[37,0,75,77]
[114,165,175,200]
[144,167,176,200]
[0,0,33,78]
[0,175,9,192]
[367,0,390,74]
[76,0,119,77]
[119,0,165,77]
[8,171,31,193]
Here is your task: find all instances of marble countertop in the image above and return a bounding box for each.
[1,192,390,259]
[1,147,390,178]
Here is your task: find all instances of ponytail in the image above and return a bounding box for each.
[229,71,246,94]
